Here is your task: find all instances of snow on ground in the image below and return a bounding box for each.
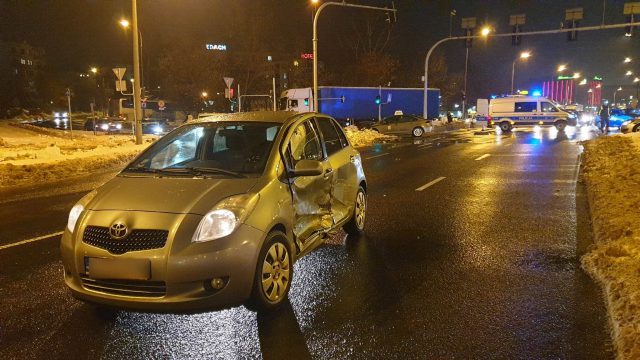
[581,132,640,359]
[344,126,397,147]
[0,122,154,189]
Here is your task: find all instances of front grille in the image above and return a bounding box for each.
[83,226,168,254]
[80,275,166,297]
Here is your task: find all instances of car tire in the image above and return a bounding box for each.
[371,128,379,133]
[633,124,640,133]
[412,127,424,137]
[245,230,293,312]
[344,186,367,236]
[555,120,567,131]
[499,121,512,132]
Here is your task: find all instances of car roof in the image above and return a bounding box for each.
[195,111,300,124]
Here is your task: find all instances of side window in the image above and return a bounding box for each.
[288,121,322,165]
[515,102,537,112]
[288,99,298,108]
[401,115,416,123]
[333,120,349,148]
[316,118,345,156]
[541,102,558,112]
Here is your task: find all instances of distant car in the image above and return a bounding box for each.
[371,114,430,137]
[603,109,634,128]
[142,120,167,135]
[85,117,126,132]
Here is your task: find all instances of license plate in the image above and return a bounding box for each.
[85,257,150,280]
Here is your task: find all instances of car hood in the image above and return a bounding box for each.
[86,175,258,215]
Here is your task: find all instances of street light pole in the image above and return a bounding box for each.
[613,86,622,104]
[313,1,396,112]
[511,60,517,94]
[132,0,143,144]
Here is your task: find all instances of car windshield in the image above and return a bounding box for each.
[124,121,281,177]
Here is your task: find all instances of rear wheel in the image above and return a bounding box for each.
[412,127,424,137]
[499,121,512,132]
[555,120,567,131]
[633,124,640,133]
[246,231,292,312]
[344,186,366,236]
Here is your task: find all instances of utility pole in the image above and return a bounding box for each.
[462,47,469,120]
[132,0,143,144]
[66,88,73,140]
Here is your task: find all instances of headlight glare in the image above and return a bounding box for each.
[622,121,631,126]
[192,194,260,243]
[67,204,84,232]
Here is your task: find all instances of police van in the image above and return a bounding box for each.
[478,96,576,132]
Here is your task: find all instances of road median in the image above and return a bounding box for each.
[581,133,640,359]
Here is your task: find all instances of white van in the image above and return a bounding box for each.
[482,96,576,132]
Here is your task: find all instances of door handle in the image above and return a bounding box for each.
[349,155,356,163]
[324,168,333,178]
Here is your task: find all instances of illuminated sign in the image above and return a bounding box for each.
[557,75,575,80]
[593,76,602,81]
[301,53,314,59]
[205,44,227,51]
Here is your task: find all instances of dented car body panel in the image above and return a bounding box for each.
[61,111,366,312]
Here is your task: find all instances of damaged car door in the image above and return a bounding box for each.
[285,119,333,243]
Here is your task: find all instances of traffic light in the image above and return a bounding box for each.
[510,14,525,46]
[461,17,476,48]
[565,7,583,41]
[465,29,473,48]
[304,98,309,106]
[624,3,640,37]
[375,95,381,105]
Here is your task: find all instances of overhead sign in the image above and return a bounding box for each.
[206,44,227,51]
[158,100,166,110]
[223,77,234,89]
[112,67,126,80]
[300,53,313,60]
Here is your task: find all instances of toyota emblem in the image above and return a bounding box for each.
[109,223,128,239]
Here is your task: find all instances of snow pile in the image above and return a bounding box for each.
[581,133,640,358]
[343,126,397,147]
[0,122,154,188]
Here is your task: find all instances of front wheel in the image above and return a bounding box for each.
[633,124,640,133]
[412,127,424,137]
[499,121,512,132]
[555,120,567,131]
[344,186,367,236]
[246,231,292,312]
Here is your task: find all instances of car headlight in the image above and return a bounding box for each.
[100,123,109,130]
[67,204,84,232]
[116,123,122,129]
[54,112,60,118]
[153,125,163,133]
[192,194,260,243]
[622,120,631,127]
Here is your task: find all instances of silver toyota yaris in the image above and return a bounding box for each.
[61,111,367,312]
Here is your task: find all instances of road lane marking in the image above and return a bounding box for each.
[365,153,390,160]
[416,176,446,191]
[418,143,432,149]
[0,231,63,251]
[475,154,491,161]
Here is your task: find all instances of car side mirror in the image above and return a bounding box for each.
[290,160,323,177]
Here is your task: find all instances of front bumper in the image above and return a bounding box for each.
[61,210,265,312]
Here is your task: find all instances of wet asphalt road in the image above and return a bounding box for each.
[0,126,613,359]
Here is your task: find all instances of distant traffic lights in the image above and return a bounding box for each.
[565,7,583,41]
[375,95,381,105]
[461,17,477,48]
[624,3,640,37]
[510,14,525,46]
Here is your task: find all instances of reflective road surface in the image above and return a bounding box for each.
[0,125,614,359]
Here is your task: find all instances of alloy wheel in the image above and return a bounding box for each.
[355,191,366,230]
[261,242,290,302]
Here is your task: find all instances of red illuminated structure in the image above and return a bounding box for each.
[542,78,602,106]
[542,79,575,105]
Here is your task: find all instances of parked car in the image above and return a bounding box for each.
[371,113,430,137]
[620,114,640,133]
[61,111,367,312]
[607,108,634,128]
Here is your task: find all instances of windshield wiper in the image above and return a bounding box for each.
[160,167,246,178]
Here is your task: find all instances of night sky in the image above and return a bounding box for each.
[1,0,639,102]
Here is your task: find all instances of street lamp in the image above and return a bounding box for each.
[626,70,633,76]
[557,64,567,72]
[614,86,623,104]
[624,57,632,63]
[511,51,531,94]
[573,72,581,79]
[90,67,98,74]
[119,19,130,28]
[201,91,208,98]
[480,27,491,36]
